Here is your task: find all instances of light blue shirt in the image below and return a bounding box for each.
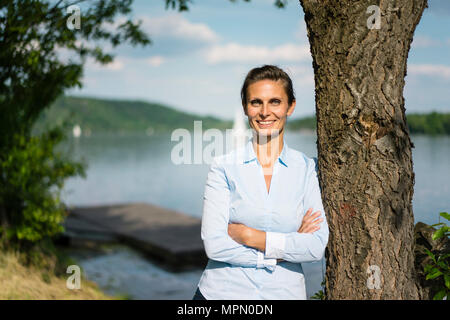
[197,137,329,300]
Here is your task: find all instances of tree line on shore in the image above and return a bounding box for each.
[287,111,450,135]
[34,96,450,136]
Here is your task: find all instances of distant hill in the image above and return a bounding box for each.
[33,96,449,136]
[287,112,450,135]
[286,116,316,131]
[32,95,233,136]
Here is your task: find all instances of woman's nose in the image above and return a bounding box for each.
[260,104,270,117]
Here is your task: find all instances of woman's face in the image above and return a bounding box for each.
[244,79,296,138]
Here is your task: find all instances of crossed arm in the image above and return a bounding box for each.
[227,208,323,253]
[201,157,329,271]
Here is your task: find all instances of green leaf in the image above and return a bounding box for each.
[424,264,433,273]
[433,289,447,300]
[432,226,448,241]
[310,290,325,300]
[426,269,443,280]
[431,222,444,227]
[437,260,448,269]
[445,275,450,290]
[424,248,437,263]
[439,212,450,221]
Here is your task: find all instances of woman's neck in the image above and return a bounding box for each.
[252,132,284,170]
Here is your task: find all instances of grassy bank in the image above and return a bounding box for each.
[0,246,115,300]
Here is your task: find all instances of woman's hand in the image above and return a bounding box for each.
[227,208,323,253]
[298,208,323,233]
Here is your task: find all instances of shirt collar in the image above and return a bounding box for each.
[243,137,289,167]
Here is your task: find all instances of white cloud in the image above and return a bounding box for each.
[204,42,311,64]
[408,64,450,79]
[140,14,219,43]
[83,54,167,74]
[146,56,166,67]
[411,35,441,48]
[105,59,124,71]
[285,65,315,86]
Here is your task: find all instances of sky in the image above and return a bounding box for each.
[68,0,450,121]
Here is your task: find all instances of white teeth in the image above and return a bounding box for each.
[258,121,274,124]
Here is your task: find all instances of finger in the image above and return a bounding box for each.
[306,212,321,222]
[312,211,321,218]
[303,215,322,226]
[303,227,315,234]
[304,210,320,220]
[302,209,315,222]
[312,218,323,224]
[307,225,321,233]
[305,219,322,231]
[303,222,316,232]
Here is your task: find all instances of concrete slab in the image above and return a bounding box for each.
[63,202,207,270]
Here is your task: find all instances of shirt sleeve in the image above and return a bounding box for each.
[264,157,329,263]
[201,157,277,271]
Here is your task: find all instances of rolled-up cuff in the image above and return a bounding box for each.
[256,251,277,271]
[265,232,286,259]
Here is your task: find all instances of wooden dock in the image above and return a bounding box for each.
[60,202,207,271]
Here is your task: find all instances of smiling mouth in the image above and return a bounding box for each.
[256,120,276,128]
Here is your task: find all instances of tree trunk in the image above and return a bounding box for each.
[299,0,428,299]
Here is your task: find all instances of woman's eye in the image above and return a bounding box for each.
[271,99,281,105]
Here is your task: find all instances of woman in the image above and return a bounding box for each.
[193,65,329,300]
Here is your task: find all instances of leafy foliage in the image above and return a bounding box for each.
[423,212,450,300]
[0,123,86,247]
[165,0,290,11]
[0,0,149,248]
[0,0,150,151]
[310,279,326,300]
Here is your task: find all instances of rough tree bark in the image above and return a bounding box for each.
[299,0,428,299]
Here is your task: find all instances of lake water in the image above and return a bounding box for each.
[60,131,450,299]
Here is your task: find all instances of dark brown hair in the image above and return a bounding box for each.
[240,65,296,109]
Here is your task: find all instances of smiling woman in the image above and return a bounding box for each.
[193,65,329,300]
[241,67,297,175]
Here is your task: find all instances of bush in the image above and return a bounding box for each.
[0,123,86,249]
[423,212,450,300]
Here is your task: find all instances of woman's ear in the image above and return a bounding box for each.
[287,100,296,116]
